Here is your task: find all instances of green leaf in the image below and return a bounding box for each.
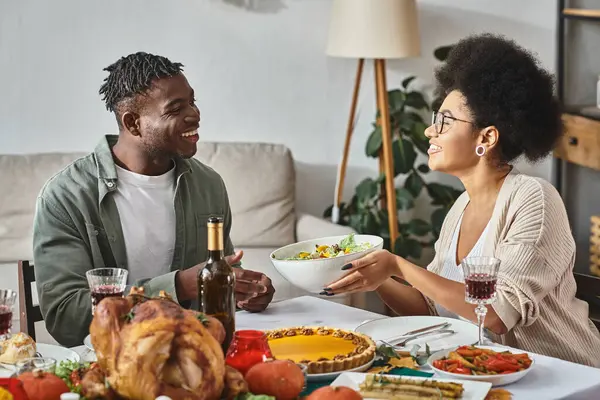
[356,178,379,201]
[402,76,416,89]
[197,312,209,326]
[366,126,383,157]
[407,218,430,237]
[349,213,364,233]
[427,183,462,207]
[388,89,406,112]
[404,171,423,198]
[405,91,429,110]
[393,235,408,258]
[363,211,380,235]
[395,187,414,210]
[417,164,430,173]
[410,121,430,155]
[431,207,448,237]
[393,139,417,175]
[339,233,356,249]
[404,237,422,259]
[434,45,454,61]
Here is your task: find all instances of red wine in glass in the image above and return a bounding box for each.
[0,305,12,335]
[91,285,125,309]
[465,273,497,303]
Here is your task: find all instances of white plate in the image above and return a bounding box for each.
[355,316,479,353]
[306,356,374,382]
[84,334,94,351]
[428,345,535,387]
[37,343,81,363]
[330,371,492,400]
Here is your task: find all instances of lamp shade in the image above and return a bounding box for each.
[326,0,420,59]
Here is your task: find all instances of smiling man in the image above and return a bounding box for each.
[33,52,275,347]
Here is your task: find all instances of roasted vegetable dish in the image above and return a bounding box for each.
[359,374,465,399]
[432,346,532,375]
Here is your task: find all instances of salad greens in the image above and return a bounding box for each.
[280,233,373,260]
[54,359,93,399]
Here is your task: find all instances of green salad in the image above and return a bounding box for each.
[279,233,373,260]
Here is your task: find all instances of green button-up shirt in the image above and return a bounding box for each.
[33,135,237,347]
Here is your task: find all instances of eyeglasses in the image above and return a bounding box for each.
[431,111,475,134]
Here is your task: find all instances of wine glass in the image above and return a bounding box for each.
[15,357,57,374]
[86,268,128,314]
[461,256,501,345]
[0,289,17,340]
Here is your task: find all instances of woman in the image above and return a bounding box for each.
[324,33,600,367]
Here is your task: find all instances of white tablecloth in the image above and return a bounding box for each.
[72,296,600,400]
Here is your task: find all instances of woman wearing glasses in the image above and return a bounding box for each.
[324,33,600,366]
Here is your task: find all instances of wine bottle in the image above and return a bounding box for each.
[197,215,236,354]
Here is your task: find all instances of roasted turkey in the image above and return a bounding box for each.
[82,288,248,400]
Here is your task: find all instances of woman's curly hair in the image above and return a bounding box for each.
[434,33,563,163]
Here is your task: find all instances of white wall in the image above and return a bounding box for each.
[1,0,557,218]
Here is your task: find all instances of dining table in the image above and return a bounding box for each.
[72,295,600,400]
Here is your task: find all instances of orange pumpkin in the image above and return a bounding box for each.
[245,360,305,400]
[16,370,70,400]
[306,386,363,400]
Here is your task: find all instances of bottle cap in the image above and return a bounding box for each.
[60,393,81,400]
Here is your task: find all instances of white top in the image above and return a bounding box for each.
[113,164,176,283]
[435,211,490,320]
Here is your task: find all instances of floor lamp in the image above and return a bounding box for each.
[326,0,420,248]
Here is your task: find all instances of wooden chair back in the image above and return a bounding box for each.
[574,272,600,331]
[17,260,43,341]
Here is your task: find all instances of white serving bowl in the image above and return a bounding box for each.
[427,345,535,387]
[269,234,383,294]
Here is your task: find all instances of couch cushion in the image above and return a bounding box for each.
[194,142,296,247]
[0,153,86,262]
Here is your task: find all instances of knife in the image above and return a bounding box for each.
[382,321,450,342]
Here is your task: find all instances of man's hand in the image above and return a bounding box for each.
[234,268,275,313]
[175,251,245,301]
[175,251,275,312]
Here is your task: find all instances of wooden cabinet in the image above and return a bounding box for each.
[553,113,600,171]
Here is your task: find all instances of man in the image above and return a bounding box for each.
[33,52,275,347]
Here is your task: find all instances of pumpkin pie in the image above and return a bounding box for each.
[265,326,376,374]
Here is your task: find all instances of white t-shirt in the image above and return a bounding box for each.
[435,212,491,320]
[113,163,176,283]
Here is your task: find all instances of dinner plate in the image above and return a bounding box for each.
[84,334,94,352]
[330,371,492,400]
[37,343,81,363]
[428,345,535,387]
[306,356,374,382]
[354,316,479,353]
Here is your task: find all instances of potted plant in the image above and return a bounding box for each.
[324,45,462,262]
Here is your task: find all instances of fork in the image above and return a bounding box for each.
[380,329,456,348]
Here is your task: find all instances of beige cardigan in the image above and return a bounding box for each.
[425,168,600,367]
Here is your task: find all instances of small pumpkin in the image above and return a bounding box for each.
[306,386,363,400]
[17,369,69,400]
[245,360,304,400]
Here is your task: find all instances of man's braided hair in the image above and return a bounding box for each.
[99,52,184,113]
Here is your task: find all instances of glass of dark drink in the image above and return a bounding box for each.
[0,289,17,340]
[461,256,501,345]
[86,268,128,314]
